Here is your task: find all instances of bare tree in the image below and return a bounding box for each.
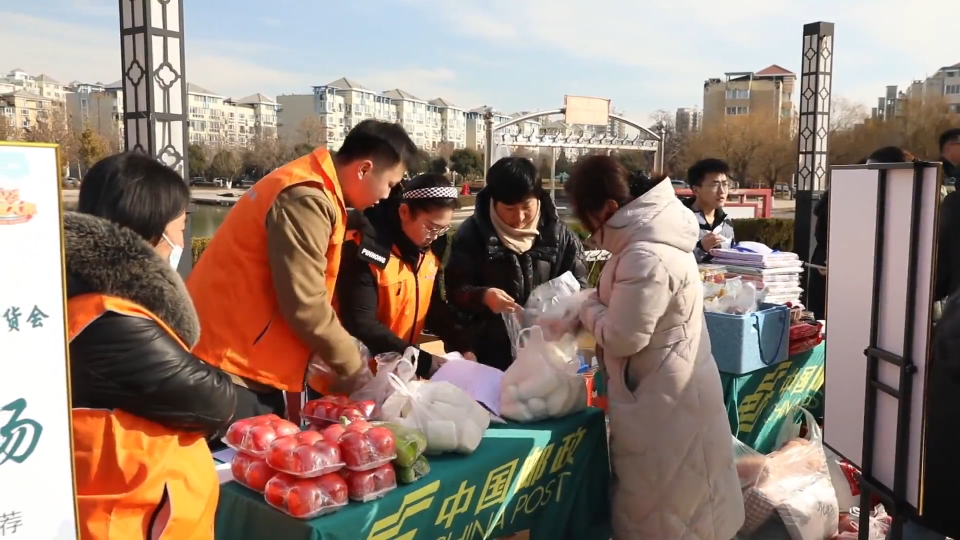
[296,117,328,148]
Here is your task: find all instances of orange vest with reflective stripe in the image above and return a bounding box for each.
[340,231,440,347]
[68,294,218,540]
[187,149,347,392]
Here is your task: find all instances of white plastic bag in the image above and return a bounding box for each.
[503,271,589,355]
[776,410,860,514]
[734,408,839,540]
[500,326,587,422]
[349,347,419,420]
[381,374,490,455]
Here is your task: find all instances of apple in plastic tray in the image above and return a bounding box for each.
[231,452,280,493]
[264,472,349,519]
[341,464,397,502]
[302,396,376,424]
[224,414,301,456]
[266,430,344,477]
[339,420,397,471]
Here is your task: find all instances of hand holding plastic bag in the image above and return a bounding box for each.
[502,271,592,354]
[349,347,419,419]
[307,340,374,396]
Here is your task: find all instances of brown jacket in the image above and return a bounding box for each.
[259,184,360,386]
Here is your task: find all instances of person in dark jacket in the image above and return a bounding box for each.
[67,153,236,534]
[807,148,913,318]
[71,152,236,433]
[335,174,473,379]
[683,158,736,262]
[935,129,960,300]
[445,157,589,371]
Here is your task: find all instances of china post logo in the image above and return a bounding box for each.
[367,480,439,540]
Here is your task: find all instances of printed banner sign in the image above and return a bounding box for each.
[0,142,78,539]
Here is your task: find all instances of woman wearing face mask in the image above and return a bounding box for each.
[334,174,473,378]
[565,156,743,540]
[66,152,236,539]
[445,157,588,370]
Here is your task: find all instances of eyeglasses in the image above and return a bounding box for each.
[705,181,731,192]
[421,221,451,238]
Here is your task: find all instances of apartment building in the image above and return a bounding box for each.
[702,65,796,128]
[0,90,58,132]
[2,69,66,101]
[429,98,467,150]
[0,69,68,134]
[383,89,444,150]
[675,107,703,135]
[186,83,279,146]
[875,61,960,119]
[65,80,124,147]
[279,78,473,151]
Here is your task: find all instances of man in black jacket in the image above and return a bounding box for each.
[445,157,589,371]
[934,128,960,300]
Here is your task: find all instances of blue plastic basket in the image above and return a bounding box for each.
[704,302,790,375]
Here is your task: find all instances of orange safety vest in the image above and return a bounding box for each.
[340,231,440,348]
[68,294,218,540]
[187,149,348,392]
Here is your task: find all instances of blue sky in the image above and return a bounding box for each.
[2,0,956,125]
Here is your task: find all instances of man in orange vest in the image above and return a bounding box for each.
[188,119,418,421]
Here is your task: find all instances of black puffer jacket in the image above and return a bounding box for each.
[445,189,589,370]
[917,293,960,534]
[335,204,471,378]
[64,212,236,438]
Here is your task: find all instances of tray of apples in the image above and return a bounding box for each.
[265,431,345,478]
[264,472,349,519]
[231,453,281,493]
[302,396,376,425]
[223,414,301,457]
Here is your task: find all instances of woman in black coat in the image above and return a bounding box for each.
[445,157,589,370]
[69,153,236,436]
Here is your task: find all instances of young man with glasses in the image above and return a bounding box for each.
[684,158,736,262]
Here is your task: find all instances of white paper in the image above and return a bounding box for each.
[212,447,237,463]
[431,360,504,416]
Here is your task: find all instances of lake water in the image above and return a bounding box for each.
[62,200,230,239]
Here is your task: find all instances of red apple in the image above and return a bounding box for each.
[365,427,397,457]
[321,423,346,443]
[245,459,279,492]
[316,473,349,506]
[345,419,373,433]
[295,431,324,445]
[264,478,287,508]
[271,420,300,438]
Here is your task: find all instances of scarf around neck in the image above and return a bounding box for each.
[489,199,540,254]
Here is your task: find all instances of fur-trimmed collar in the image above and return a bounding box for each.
[62,212,200,347]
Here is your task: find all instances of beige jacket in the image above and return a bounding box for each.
[580,179,744,540]
[262,185,360,383]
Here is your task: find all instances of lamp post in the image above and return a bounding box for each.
[793,21,834,300]
[118,0,193,276]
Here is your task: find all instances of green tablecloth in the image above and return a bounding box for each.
[216,408,611,540]
[720,343,825,454]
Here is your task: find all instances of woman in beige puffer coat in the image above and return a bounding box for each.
[566,157,744,540]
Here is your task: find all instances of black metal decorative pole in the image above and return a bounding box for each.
[118,0,193,276]
[794,21,834,301]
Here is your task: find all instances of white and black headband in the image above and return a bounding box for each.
[402,187,459,199]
